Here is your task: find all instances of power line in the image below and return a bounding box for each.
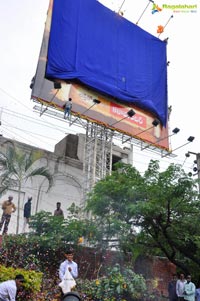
[1,106,194,173]
[1,107,67,133]
[1,127,43,148]
[0,88,82,135]
[0,90,195,174]
[0,87,32,111]
[2,120,58,143]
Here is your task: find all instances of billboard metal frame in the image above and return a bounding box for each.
[33,102,174,158]
[31,0,175,199]
[31,0,171,153]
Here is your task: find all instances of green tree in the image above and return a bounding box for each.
[0,206,102,274]
[86,162,145,251]
[0,143,53,234]
[86,161,200,275]
[29,204,102,246]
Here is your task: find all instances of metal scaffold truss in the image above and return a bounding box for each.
[33,102,176,202]
[33,103,172,157]
[83,122,113,199]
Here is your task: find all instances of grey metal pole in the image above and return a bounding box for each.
[188,151,200,194]
[196,153,200,194]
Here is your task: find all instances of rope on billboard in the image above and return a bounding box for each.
[38,85,63,116]
[36,97,63,117]
[136,0,154,25]
[157,15,173,37]
[118,0,126,14]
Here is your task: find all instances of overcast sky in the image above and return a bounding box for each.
[0,0,199,176]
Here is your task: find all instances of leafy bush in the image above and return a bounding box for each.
[76,264,146,301]
[0,209,104,277]
[0,265,43,293]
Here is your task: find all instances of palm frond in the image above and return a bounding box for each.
[0,152,9,167]
[25,150,45,171]
[0,170,15,181]
[0,143,53,234]
[0,185,9,196]
[26,167,53,191]
[5,147,19,175]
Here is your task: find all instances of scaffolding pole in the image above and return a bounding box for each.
[82,121,113,202]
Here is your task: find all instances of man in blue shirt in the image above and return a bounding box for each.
[168,274,178,301]
[183,275,196,301]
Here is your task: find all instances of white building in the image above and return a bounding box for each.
[0,133,131,234]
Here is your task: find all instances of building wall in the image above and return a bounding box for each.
[0,134,130,235]
[76,249,175,298]
[135,255,176,298]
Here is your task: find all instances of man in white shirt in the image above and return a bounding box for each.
[59,249,78,281]
[176,273,187,301]
[0,274,25,301]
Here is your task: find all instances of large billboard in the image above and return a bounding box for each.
[31,0,170,151]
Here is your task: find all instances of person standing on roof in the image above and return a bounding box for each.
[0,196,16,235]
[22,197,32,232]
[63,98,72,119]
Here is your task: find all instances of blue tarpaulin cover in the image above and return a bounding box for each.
[46,0,168,126]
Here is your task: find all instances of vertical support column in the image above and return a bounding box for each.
[128,144,134,166]
[187,151,200,195]
[82,122,113,204]
[196,153,200,194]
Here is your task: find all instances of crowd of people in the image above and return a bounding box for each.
[5,196,200,301]
[0,195,77,299]
[0,195,65,235]
[168,273,199,301]
[0,249,78,301]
